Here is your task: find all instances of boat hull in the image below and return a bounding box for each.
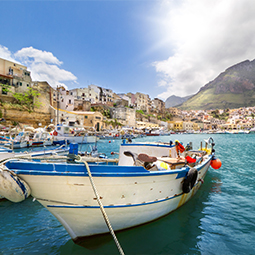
[4,141,28,149]
[12,158,211,241]
[54,135,98,144]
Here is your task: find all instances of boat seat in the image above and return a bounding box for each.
[124,151,187,170]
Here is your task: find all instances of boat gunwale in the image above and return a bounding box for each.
[4,155,212,178]
[121,142,174,148]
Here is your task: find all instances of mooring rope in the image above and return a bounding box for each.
[81,160,125,255]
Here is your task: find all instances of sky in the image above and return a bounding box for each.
[1,0,255,101]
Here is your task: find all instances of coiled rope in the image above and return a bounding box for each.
[81,160,125,255]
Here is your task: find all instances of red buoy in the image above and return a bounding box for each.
[210,158,222,169]
[109,141,111,143]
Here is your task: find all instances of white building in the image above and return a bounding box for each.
[53,87,75,111]
[70,87,99,103]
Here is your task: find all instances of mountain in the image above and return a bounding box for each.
[178,59,255,110]
[165,95,192,108]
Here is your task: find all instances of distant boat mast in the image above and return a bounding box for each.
[57,85,60,125]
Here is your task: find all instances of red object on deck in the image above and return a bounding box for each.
[185,156,196,163]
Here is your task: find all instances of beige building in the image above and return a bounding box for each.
[0,57,32,96]
[135,92,150,113]
[192,122,199,131]
[110,106,136,127]
[152,98,165,114]
[73,99,91,111]
[82,111,105,131]
[183,121,194,131]
[136,121,159,129]
[166,107,179,116]
[51,108,105,131]
[167,121,174,130]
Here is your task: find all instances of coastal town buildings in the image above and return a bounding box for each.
[2,56,255,131]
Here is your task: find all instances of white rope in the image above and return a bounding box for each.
[82,160,125,255]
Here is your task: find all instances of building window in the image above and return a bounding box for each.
[85,116,88,119]
[27,84,29,87]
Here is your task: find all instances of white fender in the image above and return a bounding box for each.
[0,168,31,202]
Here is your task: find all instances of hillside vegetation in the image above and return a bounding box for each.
[178,59,255,110]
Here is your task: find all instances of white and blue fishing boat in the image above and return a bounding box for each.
[30,130,53,147]
[4,131,31,149]
[52,124,98,144]
[0,138,221,245]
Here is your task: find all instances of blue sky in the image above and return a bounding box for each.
[1,0,255,101]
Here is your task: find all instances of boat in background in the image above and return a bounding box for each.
[0,144,69,163]
[225,130,250,134]
[4,131,32,149]
[52,124,98,144]
[0,137,221,245]
[30,130,53,147]
[249,127,255,133]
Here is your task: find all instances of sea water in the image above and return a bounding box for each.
[1,134,255,255]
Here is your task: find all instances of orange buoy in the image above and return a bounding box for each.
[210,158,222,169]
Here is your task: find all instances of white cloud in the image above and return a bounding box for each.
[153,0,255,100]
[14,47,62,66]
[0,45,19,63]
[0,46,77,89]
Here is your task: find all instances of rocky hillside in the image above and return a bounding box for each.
[165,95,192,108]
[178,59,255,110]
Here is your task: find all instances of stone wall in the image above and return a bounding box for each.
[1,108,52,127]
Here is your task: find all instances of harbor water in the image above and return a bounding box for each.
[1,134,255,255]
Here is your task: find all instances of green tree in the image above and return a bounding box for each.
[0,83,11,95]
[0,84,11,104]
[12,88,41,113]
[103,109,111,118]
[136,109,144,114]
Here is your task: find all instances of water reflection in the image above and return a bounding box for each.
[62,177,215,255]
[210,177,222,193]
